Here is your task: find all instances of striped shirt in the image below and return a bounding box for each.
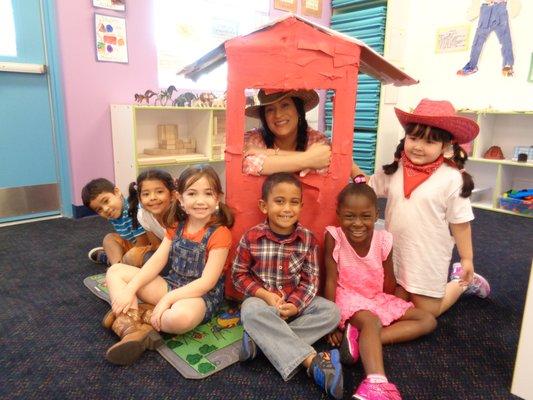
[109,198,145,242]
[231,221,319,313]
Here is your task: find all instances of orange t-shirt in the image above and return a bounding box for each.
[165,224,232,256]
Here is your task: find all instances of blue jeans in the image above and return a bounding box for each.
[464,3,514,69]
[240,296,340,381]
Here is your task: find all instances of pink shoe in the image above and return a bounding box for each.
[340,324,359,365]
[464,273,491,298]
[353,378,402,400]
[451,263,491,298]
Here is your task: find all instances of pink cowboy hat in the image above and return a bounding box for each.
[395,99,479,144]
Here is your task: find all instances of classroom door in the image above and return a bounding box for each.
[0,0,60,222]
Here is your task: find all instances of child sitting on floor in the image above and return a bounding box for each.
[127,169,178,274]
[102,165,234,365]
[82,178,152,267]
[232,172,343,399]
[324,177,436,400]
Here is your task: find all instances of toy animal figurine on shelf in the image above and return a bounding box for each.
[157,85,177,106]
[192,92,215,107]
[134,90,157,105]
[212,92,226,108]
[173,92,197,107]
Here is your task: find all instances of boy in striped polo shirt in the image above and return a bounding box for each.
[82,178,151,267]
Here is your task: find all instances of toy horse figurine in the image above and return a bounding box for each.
[157,85,177,106]
[134,90,157,105]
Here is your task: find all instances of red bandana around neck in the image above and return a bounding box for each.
[401,151,444,198]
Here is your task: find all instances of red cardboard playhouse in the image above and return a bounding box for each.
[180,15,417,297]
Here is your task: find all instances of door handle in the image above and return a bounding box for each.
[0,62,46,74]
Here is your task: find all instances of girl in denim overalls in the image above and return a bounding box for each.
[103,165,234,365]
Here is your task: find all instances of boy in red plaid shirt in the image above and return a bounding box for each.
[232,172,343,399]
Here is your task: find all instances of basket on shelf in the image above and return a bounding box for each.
[499,189,533,216]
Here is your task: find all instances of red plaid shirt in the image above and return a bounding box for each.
[231,221,319,312]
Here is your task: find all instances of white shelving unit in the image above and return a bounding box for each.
[459,110,532,218]
[110,105,227,193]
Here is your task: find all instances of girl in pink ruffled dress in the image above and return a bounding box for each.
[324,177,437,400]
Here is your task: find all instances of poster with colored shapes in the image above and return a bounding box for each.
[95,14,128,63]
[274,0,297,13]
[301,0,322,18]
[93,0,125,12]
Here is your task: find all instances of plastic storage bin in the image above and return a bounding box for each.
[499,196,533,216]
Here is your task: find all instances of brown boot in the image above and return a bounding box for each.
[105,308,163,365]
[101,303,155,329]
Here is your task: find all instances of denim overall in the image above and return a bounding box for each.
[164,222,224,322]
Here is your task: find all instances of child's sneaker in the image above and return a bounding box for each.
[308,349,343,399]
[353,378,402,400]
[464,273,491,298]
[450,262,462,281]
[88,247,109,266]
[239,331,258,361]
[450,263,490,298]
[340,324,359,365]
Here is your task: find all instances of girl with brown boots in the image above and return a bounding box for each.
[102,166,234,365]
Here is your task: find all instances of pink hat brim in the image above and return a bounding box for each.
[394,107,479,144]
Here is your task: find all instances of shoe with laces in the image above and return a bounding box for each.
[353,378,402,400]
[457,65,478,76]
[450,263,490,298]
[308,349,343,399]
[239,331,259,362]
[464,273,491,298]
[88,247,109,266]
[340,324,359,365]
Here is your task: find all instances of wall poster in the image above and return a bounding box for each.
[92,0,126,12]
[274,0,297,13]
[301,0,322,18]
[435,25,470,53]
[95,14,128,63]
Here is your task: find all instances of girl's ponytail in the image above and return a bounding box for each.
[128,181,140,228]
[215,202,234,228]
[452,143,474,198]
[383,138,405,175]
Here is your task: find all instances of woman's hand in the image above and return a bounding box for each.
[111,286,137,315]
[151,297,172,332]
[327,329,343,347]
[303,142,331,170]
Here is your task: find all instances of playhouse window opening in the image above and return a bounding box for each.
[242,87,332,177]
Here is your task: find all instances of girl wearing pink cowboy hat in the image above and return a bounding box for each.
[343,99,491,393]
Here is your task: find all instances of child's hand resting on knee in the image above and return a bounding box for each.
[151,297,172,331]
[278,302,298,320]
[111,286,137,315]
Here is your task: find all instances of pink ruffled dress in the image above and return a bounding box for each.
[326,226,413,328]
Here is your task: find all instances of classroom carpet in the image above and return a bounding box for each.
[84,273,243,379]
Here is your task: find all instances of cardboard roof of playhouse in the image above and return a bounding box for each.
[178,14,417,86]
